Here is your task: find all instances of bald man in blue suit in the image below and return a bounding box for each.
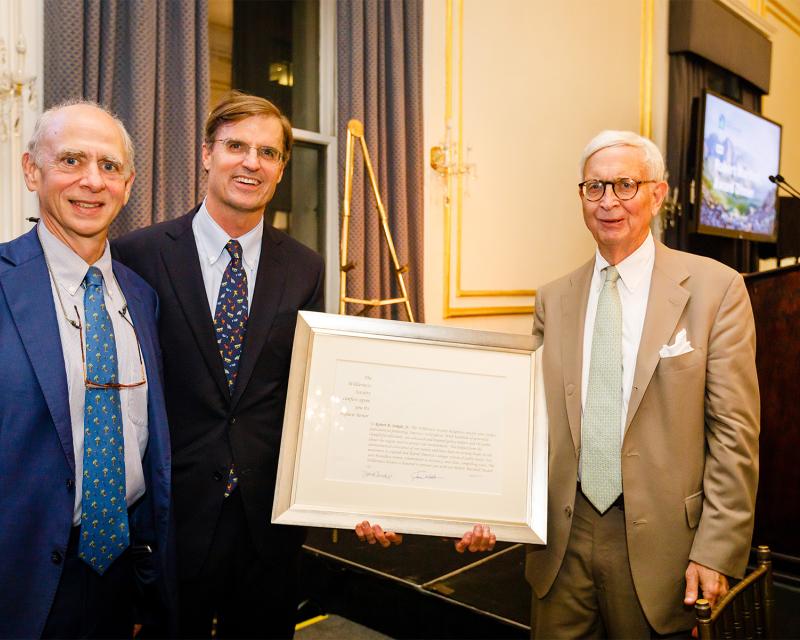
[0,101,174,638]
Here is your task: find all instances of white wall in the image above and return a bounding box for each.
[745,0,800,269]
[0,0,43,242]
[422,0,670,333]
[761,0,800,189]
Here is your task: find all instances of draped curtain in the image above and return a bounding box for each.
[43,0,209,236]
[337,0,424,321]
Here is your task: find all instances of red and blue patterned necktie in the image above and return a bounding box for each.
[213,240,249,496]
[79,266,129,574]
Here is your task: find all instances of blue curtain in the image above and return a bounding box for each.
[43,0,210,236]
[337,0,425,321]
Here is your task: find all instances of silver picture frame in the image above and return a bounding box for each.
[271,311,548,544]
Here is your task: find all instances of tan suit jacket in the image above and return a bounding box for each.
[525,241,759,634]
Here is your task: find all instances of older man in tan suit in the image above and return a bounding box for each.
[523,130,759,638]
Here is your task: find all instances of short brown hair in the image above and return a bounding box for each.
[204,91,293,162]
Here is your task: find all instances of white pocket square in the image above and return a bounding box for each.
[659,328,694,358]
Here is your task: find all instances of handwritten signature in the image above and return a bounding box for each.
[411,471,443,481]
[362,470,393,480]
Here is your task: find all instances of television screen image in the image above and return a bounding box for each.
[697,92,781,242]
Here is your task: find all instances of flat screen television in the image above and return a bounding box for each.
[694,91,781,242]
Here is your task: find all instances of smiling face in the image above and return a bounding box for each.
[22,104,135,262]
[202,114,286,234]
[580,145,667,264]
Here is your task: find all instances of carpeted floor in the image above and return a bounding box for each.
[296,614,392,639]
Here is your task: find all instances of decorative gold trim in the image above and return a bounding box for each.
[458,288,538,298]
[442,0,454,319]
[441,0,536,317]
[445,0,453,120]
[452,0,533,302]
[447,305,535,318]
[456,288,537,297]
[442,0,658,317]
[639,0,655,138]
[766,0,800,35]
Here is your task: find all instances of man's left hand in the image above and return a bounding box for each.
[684,561,729,607]
[355,521,403,548]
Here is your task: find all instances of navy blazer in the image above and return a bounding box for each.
[112,207,324,578]
[0,227,175,639]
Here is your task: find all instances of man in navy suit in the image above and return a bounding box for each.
[113,92,323,638]
[0,101,174,638]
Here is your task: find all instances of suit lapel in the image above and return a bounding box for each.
[562,259,594,455]
[624,243,690,433]
[0,229,74,471]
[114,265,169,469]
[114,265,156,384]
[160,215,230,400]
[231,226,288,408]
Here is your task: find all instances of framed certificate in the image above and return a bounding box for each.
[272,311,548,544]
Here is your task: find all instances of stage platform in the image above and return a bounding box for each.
[298,528,531,639]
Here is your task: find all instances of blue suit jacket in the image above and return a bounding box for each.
[0,227,176,639]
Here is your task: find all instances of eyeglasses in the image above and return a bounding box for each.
[578,177,656,202]
[213,138,285,164]
[73,304,147,390]
[39,238,146,391]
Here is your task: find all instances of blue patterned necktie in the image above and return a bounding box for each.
[581,266,623,513]
[79,266,129,574]
[213,240,249,496]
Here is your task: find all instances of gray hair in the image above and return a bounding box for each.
[580,130,665,181]
[27,99,135,175]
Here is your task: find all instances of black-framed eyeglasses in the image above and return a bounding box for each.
[213,138,285,164]
[71,304,147,390]
[578,177,656,202]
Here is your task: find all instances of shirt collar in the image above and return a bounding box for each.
[37,220,117,300]
[194,198,263,271]
[593,231,655,293]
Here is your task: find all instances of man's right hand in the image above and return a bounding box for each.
[355,521,403,548]
[454,524,496,553]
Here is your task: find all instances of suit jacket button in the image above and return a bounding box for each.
[51,551,63,564]
[565,505,572,518]
[566,384,575,396]
[66,478,74,491]
[229,417,237,425]
[213,471,223,481]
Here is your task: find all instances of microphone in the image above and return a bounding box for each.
[773,174,800,199]
[772,181,800,200]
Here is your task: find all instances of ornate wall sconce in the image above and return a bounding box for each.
[0,33,37,143]
[430,121,475,179]
[0,0,40,243]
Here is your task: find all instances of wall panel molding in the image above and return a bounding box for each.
[438,0,657,318]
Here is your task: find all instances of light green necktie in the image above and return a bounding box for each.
[581,265,623,513]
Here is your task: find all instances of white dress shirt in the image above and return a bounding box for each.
[192,199,263,316]
[38,221,148,526]
[581,232,655,439]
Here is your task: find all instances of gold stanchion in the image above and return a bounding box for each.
[340,119,415,322]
